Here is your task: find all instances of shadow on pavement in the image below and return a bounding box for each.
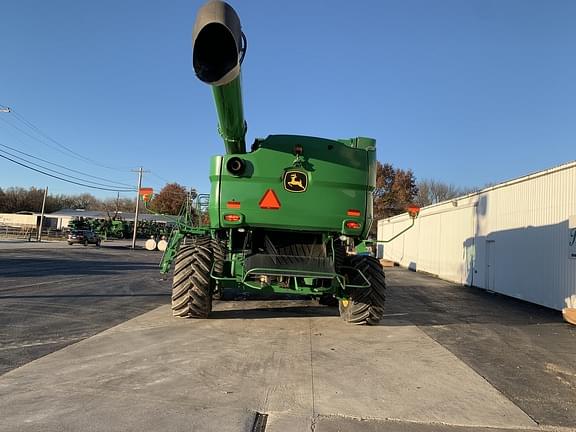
[211,304,339,319]
[0,257,158,277]
[384,281,563,327]
[0,293,170,299]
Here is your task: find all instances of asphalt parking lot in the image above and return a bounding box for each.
[0,241,575,432]
[0,240,170,375]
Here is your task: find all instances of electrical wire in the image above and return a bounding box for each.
[10,109,133,171]
[0,151,136,192]
[0,147,134,190]
[149,171,172,184]
[0,142,134,188]
[0,105,132,172]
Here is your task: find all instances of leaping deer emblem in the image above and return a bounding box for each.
[286,172,307,191]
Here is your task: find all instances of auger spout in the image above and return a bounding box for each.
[192,0,247,154]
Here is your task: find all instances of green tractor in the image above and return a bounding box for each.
[160,0,413,325]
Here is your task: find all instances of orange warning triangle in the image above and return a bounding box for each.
[259,189,281,209]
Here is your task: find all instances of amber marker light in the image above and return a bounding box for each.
[406,204,421,219]
[224,214,241,222]
[227,201,241,209]
[347,209,361,217]
[345,221,361,229]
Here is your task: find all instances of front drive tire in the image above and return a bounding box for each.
[171,237,214,318]
[339,255,386,325]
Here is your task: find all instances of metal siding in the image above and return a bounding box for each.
[377,162,576,311]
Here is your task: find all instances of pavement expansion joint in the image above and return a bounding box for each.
[308,318,317,420]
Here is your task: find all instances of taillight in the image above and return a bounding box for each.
[345,221,361,230]
[224,214,241,222]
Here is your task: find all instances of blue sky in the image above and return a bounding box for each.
[1,0,575,199]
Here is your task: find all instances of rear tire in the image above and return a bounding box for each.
[339,255,386,325]
[171,236,214,318]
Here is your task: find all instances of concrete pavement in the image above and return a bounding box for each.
[2,245,575,432]
[0,300,539,431]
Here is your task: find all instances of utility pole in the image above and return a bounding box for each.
[131,167,149,249]
[37,187,48,242]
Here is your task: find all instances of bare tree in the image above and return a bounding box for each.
[416,179,477,207]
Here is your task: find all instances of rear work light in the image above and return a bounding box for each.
[347,209,361,217]
[345,221,361,229]
[224,214,241,222]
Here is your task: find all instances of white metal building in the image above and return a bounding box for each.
[377,161,576,311]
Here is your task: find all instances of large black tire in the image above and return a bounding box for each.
[171,236,214,318]
[339,255,386,325]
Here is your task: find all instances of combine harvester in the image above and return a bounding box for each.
[160,0,418,325]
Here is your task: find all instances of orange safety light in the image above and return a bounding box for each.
[347,209,361,217]
[227,201,241,209]
[406,204,421,219]
[259,189,281,209]
[345,221,361,230]
[224,214,241,222]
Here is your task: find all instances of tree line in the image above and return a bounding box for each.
[371,162,478,232]
[1,170,477,221]
[0,187,136,215]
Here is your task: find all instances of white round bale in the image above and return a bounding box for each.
[145,238,157,251]
[157,239,168,252]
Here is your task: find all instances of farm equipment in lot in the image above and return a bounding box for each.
[160,0,416,325]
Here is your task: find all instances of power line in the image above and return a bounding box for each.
[0,142,134,188]
[0,105,132,172]
[10,108,133,172]
[149,171,173,184]
[0,147,134,190]
[0,152,136,192]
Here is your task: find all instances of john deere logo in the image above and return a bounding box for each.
[284,171,308,193]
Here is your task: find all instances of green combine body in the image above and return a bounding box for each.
[160,0,393,325]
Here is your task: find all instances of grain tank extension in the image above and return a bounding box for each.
[160,0,408,325]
